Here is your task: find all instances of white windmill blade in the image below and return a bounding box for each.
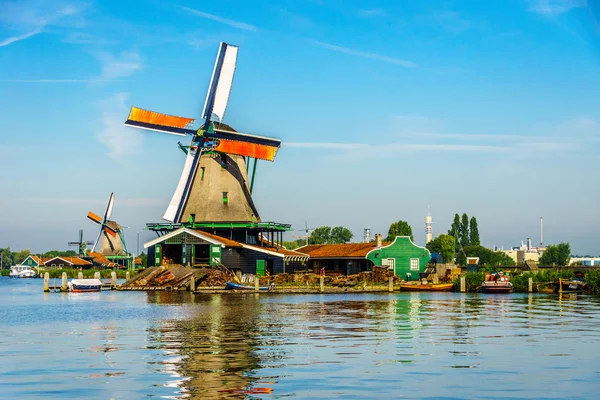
[104,192,115,221]
[202,42,238,123]
[92,228,103,253]
[163,150,194,222]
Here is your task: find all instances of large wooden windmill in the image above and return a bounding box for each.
[124,42,281,227]
[87,192,129,256]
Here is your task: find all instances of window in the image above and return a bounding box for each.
[410,258,419,271]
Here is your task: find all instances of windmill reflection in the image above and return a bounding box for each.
[145,292,268,398]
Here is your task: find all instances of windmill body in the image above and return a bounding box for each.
[124,42,279,227]
[87,193,129,257]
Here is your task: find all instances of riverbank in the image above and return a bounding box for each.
[453,269,600,294]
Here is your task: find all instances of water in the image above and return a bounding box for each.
[1,277,599,399]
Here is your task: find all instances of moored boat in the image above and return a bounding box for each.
[68,279,103,292]
[225,281,274,291]
[480,272,512,293]
[554,278,586,294]
[9,265,37,278]
[400,283,454,292]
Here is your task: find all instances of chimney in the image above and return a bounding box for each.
[527,238,531,251]
[375,233,382,248]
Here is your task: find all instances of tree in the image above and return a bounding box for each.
[283,239,306,249]
[14,249,31,265]
[1,247,14,268]
[137,252,148,268]
[540,243,571,266]
[469,217,480,246]
[448,214,460,241]
[309,226,331,244]
[385,220,413,242]
[308,226,354,244]
[460,213,469,248]
[43,250,78,258]
[330,226,353,244]
[426,234,455,264]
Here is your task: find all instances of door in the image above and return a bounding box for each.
[256,260,265,277]
[210,245,222,266]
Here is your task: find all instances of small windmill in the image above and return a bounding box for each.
[68,229,94,257]
[87,192,128,256]
[293,221,316,246]
[124,42,281,224]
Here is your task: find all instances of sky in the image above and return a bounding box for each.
[1,0,599,255]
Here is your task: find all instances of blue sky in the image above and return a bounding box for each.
[1,0,599,255]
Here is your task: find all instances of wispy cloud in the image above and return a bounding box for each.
[314,41,418,68]
[24,197,165,207]
[528,0,587,16]
[0,79,124,83]
[95,51,143,81]
[97,92,144,159]
[179,6,258,31]
[0,1,88,47]
[357,9,384,17]
[0,29,42,47]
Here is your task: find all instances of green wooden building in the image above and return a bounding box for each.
[366,237,431,281]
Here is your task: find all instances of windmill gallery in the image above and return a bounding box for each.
[61,42,433,290]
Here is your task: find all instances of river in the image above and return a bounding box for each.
[1,277,599,399]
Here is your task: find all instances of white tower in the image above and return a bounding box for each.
[425,210,433,244]
[364,227,371,243]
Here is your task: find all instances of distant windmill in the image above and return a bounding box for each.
[68,229,94,257]
[87,192,128,256]
[293,221,316,246]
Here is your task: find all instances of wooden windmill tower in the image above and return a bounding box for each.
[124,42,280,226]
[87,192,129,257]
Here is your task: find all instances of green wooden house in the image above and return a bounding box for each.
[366,237,431,281]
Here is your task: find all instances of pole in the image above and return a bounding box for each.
[43,272,50,292]
[528,277,533,293]
[388,276,394,292]
[250,158,258,194]
[61,272,68,292]
[320,276,324,293]
[460,276,466,293]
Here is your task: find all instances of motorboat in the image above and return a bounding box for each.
[68,279,103,292]
[480,272,513,293]
[554,278,586,294]
[225,281,274,291]
[400,283,454,292]
[9,265,37,278]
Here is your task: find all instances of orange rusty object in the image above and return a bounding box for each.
[215,139,278,161]
[127,106,195,128]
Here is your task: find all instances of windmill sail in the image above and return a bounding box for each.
[163,149,195,222]
[202,43,238,122]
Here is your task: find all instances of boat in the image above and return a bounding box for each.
[9,265,37,278]
[68,279,103,292]
[480,272,513,293]
[400,283,454,292]
[554,278,586,294]
[225,281,274,291]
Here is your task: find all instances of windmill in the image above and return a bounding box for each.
[87,192,128,256]
[292,221,316,246]
[68,229,94,257]
[123,42,281,225]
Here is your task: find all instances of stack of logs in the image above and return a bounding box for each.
[262,266,397,286]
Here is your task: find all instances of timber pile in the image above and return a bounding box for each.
[121,265,209,290]
[196,269,231,287]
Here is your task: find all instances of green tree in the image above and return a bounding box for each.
[43,250,78,258]
[426,234,455,264]
[460,213,469,248]
[1,247,14,268]
[137,252,148,268]
[309,226,331,244]
[540,243,571,266]
[469,217,480,246]
[330,226,353,244]
[14,249,31,265]
[385,220,413,242]
[283,239,307,249]
[448,214,460,241]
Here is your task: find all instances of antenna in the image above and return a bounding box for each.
[425,207,433,244]
[540,216,543,248]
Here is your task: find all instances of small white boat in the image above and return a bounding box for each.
[68,279,103,292]
[9,265,37,278]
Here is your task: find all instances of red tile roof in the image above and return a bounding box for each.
[44,256,92,266]
[296,242,390,258]
[200,231,244,248]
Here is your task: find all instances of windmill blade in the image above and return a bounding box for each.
[163,149,195,222]
[104,192,115,221]
[87,212,103,224]
[85,241,94,245]
[124,106,196,136]
[212,128,280,161]
[92,228,103,252]
[202,42,238,123]
[103,225,117,237]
